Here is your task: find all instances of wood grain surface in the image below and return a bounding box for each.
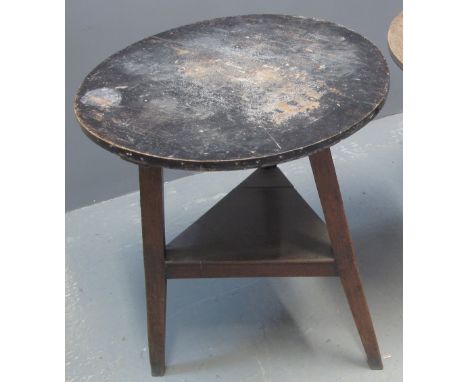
[388,12,403,69]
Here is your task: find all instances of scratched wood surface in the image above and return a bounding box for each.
[74,14,389,170]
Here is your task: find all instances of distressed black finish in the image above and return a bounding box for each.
[74,14,389,170]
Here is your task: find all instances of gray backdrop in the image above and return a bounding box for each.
[66,0,402,211]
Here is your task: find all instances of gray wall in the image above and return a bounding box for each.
[66,0,402,211]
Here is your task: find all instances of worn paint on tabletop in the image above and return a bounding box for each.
[74,14,389,170]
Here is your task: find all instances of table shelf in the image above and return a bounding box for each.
[166,167,337,278]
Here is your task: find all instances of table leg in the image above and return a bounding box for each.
[309,149,383,370]
[139,166,167,376]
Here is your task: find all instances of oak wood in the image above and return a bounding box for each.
[139,166,167,376]
[309,149,383,370]
[165,167,337,279]
[166,261,337,279]
[73,14,390,377]
[388,12,403,69]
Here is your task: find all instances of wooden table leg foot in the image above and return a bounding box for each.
[139,166,167,377]
[151,363,166,377]
[309,149,383,371]
[367,355,384,370]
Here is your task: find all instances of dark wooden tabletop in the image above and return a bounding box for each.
[74,14,389,170]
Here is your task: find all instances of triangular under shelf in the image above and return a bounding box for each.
[166,167,337,278]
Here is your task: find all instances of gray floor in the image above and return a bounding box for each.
[66,114,402,382]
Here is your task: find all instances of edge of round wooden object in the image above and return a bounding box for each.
[388,12,403,69]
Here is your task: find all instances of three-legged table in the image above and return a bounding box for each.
[74,14,389,377]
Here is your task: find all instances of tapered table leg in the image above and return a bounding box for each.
[309,149,383,370]
[139,166,167,376]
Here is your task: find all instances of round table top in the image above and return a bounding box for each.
[74,14,389,170]
[388,12,403,69]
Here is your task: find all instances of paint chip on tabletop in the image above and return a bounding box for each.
[81,88,122,109]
